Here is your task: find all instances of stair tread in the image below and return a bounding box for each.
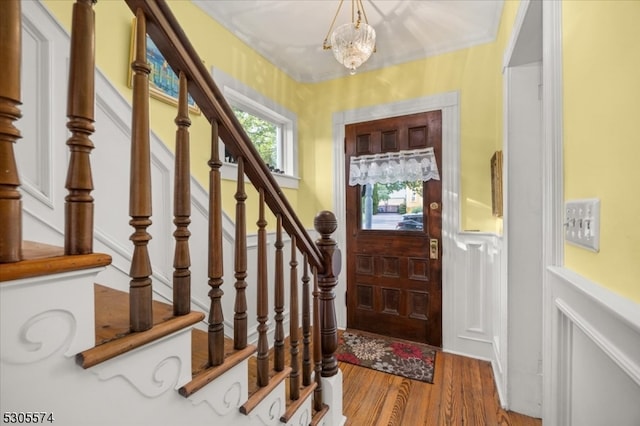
[0,241,112,282]
[190,329,255,376]
[93,283,176,345]
[310,404,330,426]
[240,366,292,415]
[178,330,257,397]
[77,284,205,368]
[280,382,317,423]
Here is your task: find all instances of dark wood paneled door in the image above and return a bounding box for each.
[345,111,442,347]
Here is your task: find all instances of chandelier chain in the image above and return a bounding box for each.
[323,0,346,50]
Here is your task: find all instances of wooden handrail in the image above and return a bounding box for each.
[123,0,324,273]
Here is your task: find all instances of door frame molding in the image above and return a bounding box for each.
[331,91,460,344]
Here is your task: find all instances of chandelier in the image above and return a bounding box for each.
[323,0,376,75]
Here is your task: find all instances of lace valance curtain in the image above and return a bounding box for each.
[348,147,440,186]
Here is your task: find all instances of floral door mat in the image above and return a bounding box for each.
[336,330,437,383]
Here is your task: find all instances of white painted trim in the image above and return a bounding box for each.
[555,298,640,386]
[542,0,565,268]
[503,0,531,71]
[542,1,565,424]
[212,67,300,188]
[547,266,640,426]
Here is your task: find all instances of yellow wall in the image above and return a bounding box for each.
[563,1,640,302]
[43,0,518,234]
[298,1,518,233]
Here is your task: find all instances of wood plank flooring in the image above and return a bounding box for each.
[340,334,542,426]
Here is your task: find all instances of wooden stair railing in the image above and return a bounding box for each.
[123,0,340,414]
[123,0,324,268]
[3,0,340,421]
[122,0,341,372]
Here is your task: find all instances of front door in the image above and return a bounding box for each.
[345,111,442,347]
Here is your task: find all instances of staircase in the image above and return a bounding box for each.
[0,1,345,425]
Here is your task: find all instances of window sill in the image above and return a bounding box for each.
[221,162,300,189]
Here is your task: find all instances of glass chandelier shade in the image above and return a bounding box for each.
[323,0,377,75]
[330,22,376,75]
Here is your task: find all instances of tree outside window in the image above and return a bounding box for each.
[231,106,283,173]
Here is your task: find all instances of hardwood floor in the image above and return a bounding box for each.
[340,340,542,425]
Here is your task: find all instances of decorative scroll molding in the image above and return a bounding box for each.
[92,354,184,398]
[1,309,76,364]
[255,397,283,426]
[90,331,193,399]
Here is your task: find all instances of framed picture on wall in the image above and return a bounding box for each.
[128,18,200,114]
[491,150,503,217]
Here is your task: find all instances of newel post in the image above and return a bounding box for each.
[313,211,341,377]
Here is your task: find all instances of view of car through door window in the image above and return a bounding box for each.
[360,180,424,231]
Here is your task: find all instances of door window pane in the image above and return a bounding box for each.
[361,181,424,231]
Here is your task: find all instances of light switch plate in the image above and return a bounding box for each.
[565,199,600,252]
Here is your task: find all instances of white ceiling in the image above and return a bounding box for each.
[192,0,505,83]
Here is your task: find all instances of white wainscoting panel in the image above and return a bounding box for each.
[446,233,502,362]
[547,267,640,426]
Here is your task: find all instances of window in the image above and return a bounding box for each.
[230,106,283,174]
[213,68,299,189]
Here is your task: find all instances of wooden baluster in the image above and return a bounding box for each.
[273,215,285,372]
[233,157,248,349]
[172,71,191,316]
[0,0,23,263]
[312,267,323,411]
[256,188,269,387]
[208,120,224,366]
[129,9,153,332]
[314,211,341,377]
[65,0,96,255]
[289,235,300,400]
[301,254,312,387]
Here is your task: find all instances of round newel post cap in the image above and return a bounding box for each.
[314,211,337,236]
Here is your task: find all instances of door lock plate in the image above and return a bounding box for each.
[430,238,438,259]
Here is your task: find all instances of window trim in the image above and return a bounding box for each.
[212,67,299,189]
